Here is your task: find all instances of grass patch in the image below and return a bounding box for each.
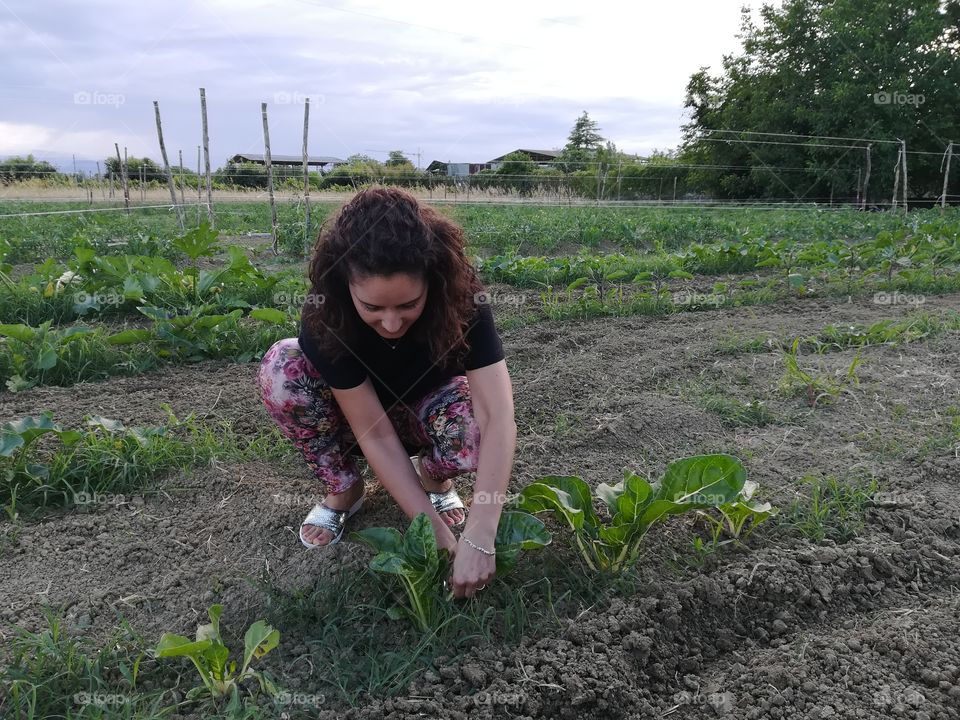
[256,549,637,707]
[784,473,878,543]
[0,610,175,720]
[699,391,777,427]
[1,407,293,516]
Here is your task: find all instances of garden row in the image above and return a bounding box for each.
[2,200,955,262]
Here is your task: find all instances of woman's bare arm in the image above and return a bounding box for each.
[331,379,456,549]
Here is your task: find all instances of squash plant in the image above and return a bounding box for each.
[513,454,762,574]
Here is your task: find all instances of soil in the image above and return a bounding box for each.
[1,290,959,719]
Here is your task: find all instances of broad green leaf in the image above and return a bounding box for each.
[515,480,588,532]
[250,307,289,325]
[369,552,408,575]
[123,276,144,301]
[0,324,35,343]
[494,510,551,551]
[87,416,126,434]
[352,527,403,555]
[107,329,153,345]
[154,633,213,658]
[657,454,746,505]
[241,620,279,674]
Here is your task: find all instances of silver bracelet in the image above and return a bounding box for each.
[462,536,495,556]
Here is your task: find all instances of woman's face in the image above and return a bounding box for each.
[348,272,427,339]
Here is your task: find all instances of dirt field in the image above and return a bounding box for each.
[2,290,959,719]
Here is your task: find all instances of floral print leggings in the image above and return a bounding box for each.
[255,338,481,494]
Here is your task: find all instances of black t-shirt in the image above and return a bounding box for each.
[297,302,504,408]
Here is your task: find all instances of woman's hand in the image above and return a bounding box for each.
[449,532,496,599]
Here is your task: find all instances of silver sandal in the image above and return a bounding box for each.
[412,456,466,528]
[299,495,365,549]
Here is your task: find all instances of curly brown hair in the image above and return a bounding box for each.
[303,187,484,366]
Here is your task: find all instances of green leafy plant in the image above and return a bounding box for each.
[513,454,753,574]
[696,479,778,547]
[779,337,862,407]
[154,604,279,707]
[352,511,550,631]
[0,321,95,391]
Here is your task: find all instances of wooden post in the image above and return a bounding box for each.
[302,97,311,256]
[261,102,279,254]
[891,145,901,211]
[941,142,953,213]
[673,176,678,204]
[200,87,214,226]
[862,144,872,210]
[154,101,185,231]
[197,145,202,225]
[900,139,908,214]
[115,143,130,213]
[178,149,186,207]
[96,161,105,200]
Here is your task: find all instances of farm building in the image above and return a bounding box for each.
[228,153,346,171]
[487,149,561,170]
[425,161,490,176]
[426,149,562,176]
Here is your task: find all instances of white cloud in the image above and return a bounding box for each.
[0,0,773,167]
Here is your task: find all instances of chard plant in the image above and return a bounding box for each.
[696,479,778,548]
[352,510,550,632]
[512,454,757,574]
[154,604,279,707]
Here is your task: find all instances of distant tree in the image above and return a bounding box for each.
[104,156,164,182]
[557,112,605,173]
[386,150,410,167]
[681,0,960,201]
[566,111,605,151]
[0,154,60,183]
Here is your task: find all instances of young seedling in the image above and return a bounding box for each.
[695,480,778,548]
[513,454,755,575]
[154,604,279,707]
[352,510,550,632]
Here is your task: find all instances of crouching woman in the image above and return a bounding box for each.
[256,187,517,599]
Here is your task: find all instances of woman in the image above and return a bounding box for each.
[256,187,517,599]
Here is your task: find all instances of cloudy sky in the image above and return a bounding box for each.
[0,0,769,172]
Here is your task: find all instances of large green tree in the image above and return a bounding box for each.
[681,0,960,202]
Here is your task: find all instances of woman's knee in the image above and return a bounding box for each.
[257,338,315,403]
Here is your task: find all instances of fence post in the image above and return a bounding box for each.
[200,87,214,226]
[115,143,130,214]
[900,139,908,214]
[861,144,872,210]
[154,100,185,231]
[891,145,901,211]
[302,96,311,256]
[941,141,954,213]
[261,102,279,254]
